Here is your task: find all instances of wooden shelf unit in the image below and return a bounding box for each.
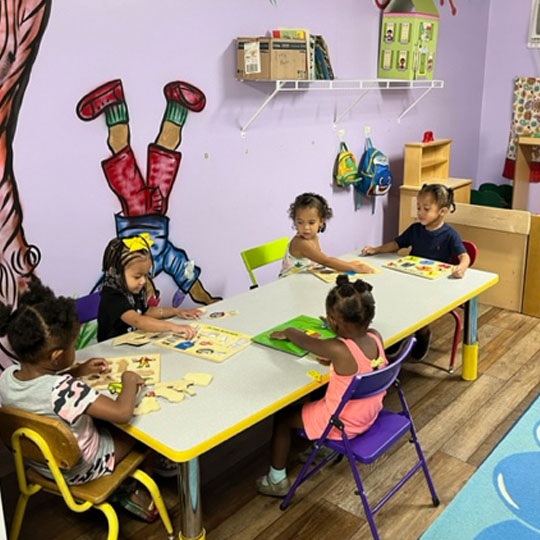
[513,136,540,210]
[398,138,471,232]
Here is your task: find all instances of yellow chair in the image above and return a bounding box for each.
[240,237,289,289]
[0,406,174,540]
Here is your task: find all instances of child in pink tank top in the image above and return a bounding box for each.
[257,275,388,497]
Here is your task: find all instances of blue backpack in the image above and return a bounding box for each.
[355,137,393,213]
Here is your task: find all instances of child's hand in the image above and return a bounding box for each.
[176,308,204,320]
[171,323,197,340]
[452,265,467,279]
[350,261,375,274]
[76,357,110,377]
[361,246,377,256]
[121,370,146,391]
[270,330,288,340]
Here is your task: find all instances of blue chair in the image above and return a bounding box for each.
[75,292,101,323]
[280,337,439,540]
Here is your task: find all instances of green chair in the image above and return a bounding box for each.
[478,182,513,206]
[240,237,289,289]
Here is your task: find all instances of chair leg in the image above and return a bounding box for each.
[95,502,119,540]
[345,454,380,540]
[449,309,463,374]
[409,429,440,506]
[9,493,30,540]
[131,469,174,538]
[280,445,324,511]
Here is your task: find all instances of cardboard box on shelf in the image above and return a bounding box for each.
[237,37,271,80]
[237,37,307,80]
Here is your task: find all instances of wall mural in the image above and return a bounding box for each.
[0,1,51,308]
[76,80,221,306]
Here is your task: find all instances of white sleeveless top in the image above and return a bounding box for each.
[279,239,316,278]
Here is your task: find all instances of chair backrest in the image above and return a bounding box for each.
[328,337,415,423]
[451,240,478,267]
[0,406,80,470]
[75,292,101,323]
[240,237,289,288]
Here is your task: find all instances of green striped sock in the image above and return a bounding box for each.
[164,100,188,126]
[105,102,129,127]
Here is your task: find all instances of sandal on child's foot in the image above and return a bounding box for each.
[154,455,180,478]
[256,474,291,498]
[298,444,335,464]
[115,488,159,522]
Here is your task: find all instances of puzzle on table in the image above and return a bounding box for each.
[113,331,163,347]
[252,314,336,357]
[133,372,214,415]
[309,260,381,283]
[82,354,161,390]
[154,324,252,362]
[382,256,453,280]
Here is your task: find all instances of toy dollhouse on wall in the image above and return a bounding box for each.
[377,0,439,80]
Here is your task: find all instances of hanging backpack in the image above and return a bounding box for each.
[333,142,359,187]
[355,137,393,213]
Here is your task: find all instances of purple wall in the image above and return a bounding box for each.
[477,0,540,213]
[13,0,490,302]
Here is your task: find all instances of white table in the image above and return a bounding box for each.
[80,253,498,540]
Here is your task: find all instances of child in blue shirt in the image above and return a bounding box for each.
[362,183,470,359]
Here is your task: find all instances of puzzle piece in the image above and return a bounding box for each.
[133,396,161,415]
[154,386,185,402]
[156,379,197,396]
[184,373,213,386]
[307,370,323,383]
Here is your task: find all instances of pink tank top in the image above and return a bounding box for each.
[324,333,389,437]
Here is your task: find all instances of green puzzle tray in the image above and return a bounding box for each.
[252,314,336,357]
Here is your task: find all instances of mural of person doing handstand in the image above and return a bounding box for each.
[76,80,220,305]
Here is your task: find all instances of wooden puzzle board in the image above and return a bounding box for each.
[82,353,161,390]
[113,331,163,347]
[309,260,382,283]
[382,256,452,280]
[154,324,252,362]
[252,314,336,357]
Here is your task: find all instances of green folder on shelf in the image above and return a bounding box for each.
[252,314,336,357]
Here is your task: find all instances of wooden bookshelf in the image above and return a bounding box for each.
[398,138,472,232]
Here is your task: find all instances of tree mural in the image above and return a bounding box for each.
[0,0,51,307]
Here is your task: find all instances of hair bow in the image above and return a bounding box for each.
[122,233,154,252]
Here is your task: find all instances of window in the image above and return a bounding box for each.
[528,0,540,48]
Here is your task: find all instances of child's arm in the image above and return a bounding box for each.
[270,328,357,375]
[146,306,204,320]
[86,371,145,424]
[121,309,197,339]
[295,238,375,274]
[452,252,471,278]
[65,357,110,378]
[362,241,399,256]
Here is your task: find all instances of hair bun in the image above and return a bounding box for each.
[336,274,350,287]
[354,279,373,294]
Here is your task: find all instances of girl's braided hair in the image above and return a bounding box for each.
[0,279,79,363]
[419,183,456,213]
[288,193,333,233]
[326,275,375,327]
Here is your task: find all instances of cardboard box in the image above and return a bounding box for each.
[237,37,307,80]
[237,37,271,80]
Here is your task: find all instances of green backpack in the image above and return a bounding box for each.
[333,142,359,187]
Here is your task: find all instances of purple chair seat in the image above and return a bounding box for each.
[75,292,101,323]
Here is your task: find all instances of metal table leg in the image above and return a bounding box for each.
[178,458,205,540]
[462,296,479,381]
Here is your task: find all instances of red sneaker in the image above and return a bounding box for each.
[163,81,206,112]
[76,79,125,121]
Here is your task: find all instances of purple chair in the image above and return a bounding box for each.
[280,337,439,540]
[74,292,101,323]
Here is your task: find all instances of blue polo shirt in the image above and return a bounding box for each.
[395,223,466,263]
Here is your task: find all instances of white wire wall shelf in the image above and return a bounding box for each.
[239,78,444,136]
